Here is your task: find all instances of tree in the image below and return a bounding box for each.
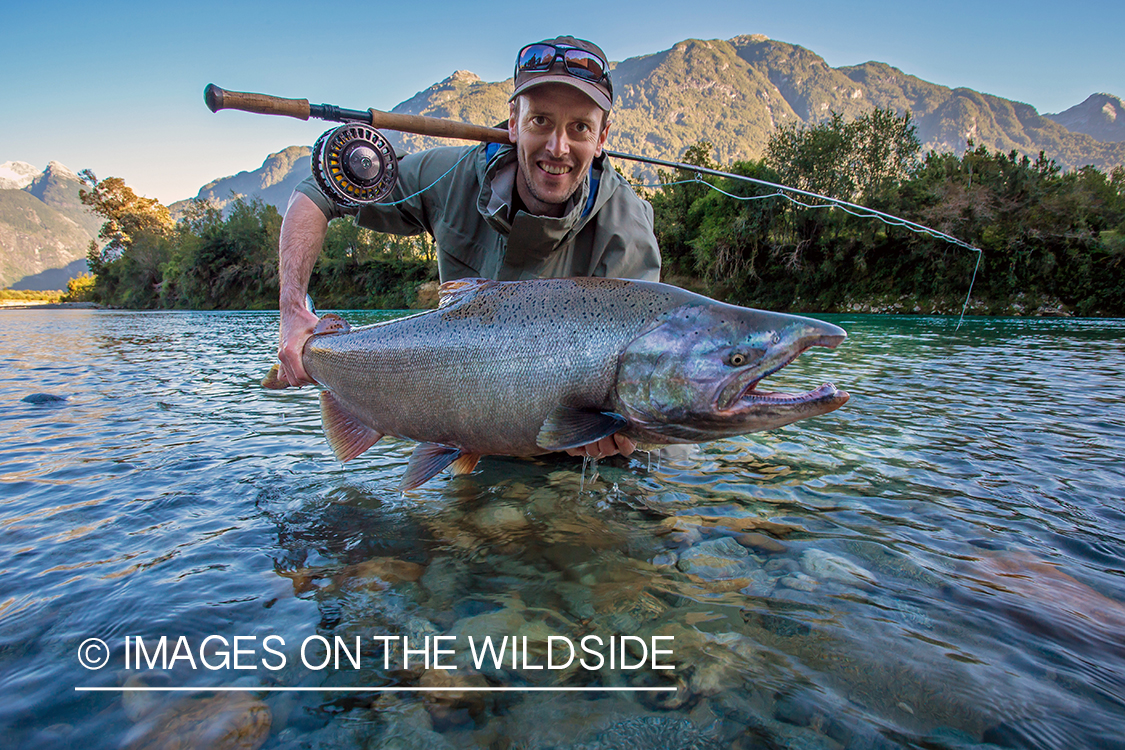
[78,170,173,264]
[77,171,175,306]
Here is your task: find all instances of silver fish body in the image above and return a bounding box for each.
[267,277,849,490]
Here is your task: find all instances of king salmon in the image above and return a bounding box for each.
[263,277,849,490]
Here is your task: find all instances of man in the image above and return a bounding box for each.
[276,36,660,458]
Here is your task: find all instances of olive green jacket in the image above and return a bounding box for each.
[296,143,661,282]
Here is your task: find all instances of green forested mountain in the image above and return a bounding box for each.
[386,35,1125,179]
[5,33,1124,291]
[168,146,312,219]
[1045,94,1125,143]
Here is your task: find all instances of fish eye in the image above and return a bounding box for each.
[729,353,747,367]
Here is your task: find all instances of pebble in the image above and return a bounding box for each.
[779,572,819,592]
[737,532,787,554]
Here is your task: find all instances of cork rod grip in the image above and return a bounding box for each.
[204,84,311,120]
[367,109,510,144]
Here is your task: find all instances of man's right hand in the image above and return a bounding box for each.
[277,305,319,387]
[277,191,331,387]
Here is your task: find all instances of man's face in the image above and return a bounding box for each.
[508,84,610,218]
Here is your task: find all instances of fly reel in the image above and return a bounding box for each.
[311,123,398,207]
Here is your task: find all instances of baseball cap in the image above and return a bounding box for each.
[511,36,614,112]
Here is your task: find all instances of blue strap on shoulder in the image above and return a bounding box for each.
[583,171,599,218]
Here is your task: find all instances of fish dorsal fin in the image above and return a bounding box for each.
[438,278,491,309]
[313,313,351,335]
[320,391,383,461]
[401,443,462,491]
[536,405,628,452]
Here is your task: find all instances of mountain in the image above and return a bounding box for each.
[7,34,1124,290]
[379,36,1125,178]
[168,146,311,218]
[0,162,97,290]
[172,36,1125,215]
[1045,94,1125,143]
[0,161,41,190]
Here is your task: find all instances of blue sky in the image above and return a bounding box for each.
[2,0,1121,204]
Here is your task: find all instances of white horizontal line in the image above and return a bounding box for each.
[75,686,676,692]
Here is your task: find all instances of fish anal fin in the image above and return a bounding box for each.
[450,453,482,476]
[438,278,491,308]
[401,443,462,491]
[536,405,628,452]
[320,391,383,462]
[314,313,351,336]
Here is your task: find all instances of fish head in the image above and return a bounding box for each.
[615,303,849,442]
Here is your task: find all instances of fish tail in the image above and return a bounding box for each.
[261,364,290,390]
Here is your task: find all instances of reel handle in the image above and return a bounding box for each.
[204,84,311,120]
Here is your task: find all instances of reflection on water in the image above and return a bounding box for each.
[1,309,1124,749]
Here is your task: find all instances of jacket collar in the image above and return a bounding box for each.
[476,145,618,267]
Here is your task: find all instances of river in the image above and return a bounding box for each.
[1,309,1123,750]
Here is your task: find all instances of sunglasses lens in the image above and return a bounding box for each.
[562,50,606,81]
[517,45,557,72]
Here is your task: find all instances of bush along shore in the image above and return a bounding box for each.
[64,110,1124,316]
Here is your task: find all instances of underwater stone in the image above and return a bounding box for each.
[737,532,787,554]
[677,537,755,580]
[22,393,67,403]
[779,572,819,592]
[800,549,877,585]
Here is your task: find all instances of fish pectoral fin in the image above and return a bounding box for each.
[450,453,482,476]
[438,278,491,308]
[320,391,383,462]
[401,443,463,491]
[313,313,351,335]
[536,406,629,452]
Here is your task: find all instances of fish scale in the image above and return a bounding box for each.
[265,277,849,490]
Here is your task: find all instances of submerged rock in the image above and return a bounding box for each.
[677,537,752,578]
[800,549,877,585]
[122,692,270,750]
[574,715,725,750]
[22,393,67,403]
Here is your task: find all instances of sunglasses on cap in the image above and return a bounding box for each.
[515,43,612,91]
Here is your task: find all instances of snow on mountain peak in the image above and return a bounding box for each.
[0,161,41,189]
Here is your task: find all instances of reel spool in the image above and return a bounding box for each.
[311,123,398,207]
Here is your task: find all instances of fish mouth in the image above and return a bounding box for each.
[715,331,848,414]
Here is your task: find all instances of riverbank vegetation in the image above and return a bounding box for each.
[74,173,435,310]
[70,109,1124,316]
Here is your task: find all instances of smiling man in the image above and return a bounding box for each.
[276,36,659,458]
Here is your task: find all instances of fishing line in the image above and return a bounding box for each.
[358,144,982,329]
[640,173,982,329]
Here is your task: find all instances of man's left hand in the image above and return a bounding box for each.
[566,434,636,459]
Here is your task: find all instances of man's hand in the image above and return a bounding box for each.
[566,434,636,459]
[278,305,319,387]
[277,191,330,388]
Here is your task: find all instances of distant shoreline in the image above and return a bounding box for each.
[0,301,105,310]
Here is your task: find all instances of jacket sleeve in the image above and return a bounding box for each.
[293,146,478,237]
[590,183,662,282]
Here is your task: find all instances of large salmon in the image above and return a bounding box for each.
[264,277,849,490]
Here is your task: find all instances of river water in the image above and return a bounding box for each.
[1,309,1123,750]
